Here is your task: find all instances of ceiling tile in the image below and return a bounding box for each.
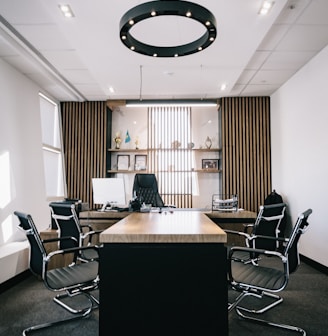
[276,25,328,51]
[250,69,297,85]
[262,50,316,70]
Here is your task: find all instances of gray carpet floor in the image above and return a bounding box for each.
[0,260,327,336]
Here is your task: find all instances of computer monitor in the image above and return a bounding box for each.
[92,178,126,210]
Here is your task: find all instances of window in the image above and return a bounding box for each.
[148,106,193,207]
[39,93,66,199]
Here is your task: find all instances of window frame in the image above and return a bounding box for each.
[39,92,66,200]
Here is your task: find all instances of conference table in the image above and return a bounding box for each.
[99,210,228,336]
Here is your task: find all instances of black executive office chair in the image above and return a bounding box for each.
[228,208,312,335]
[14,211,99,335]
[132,173,166,208]
[49,202,100,262]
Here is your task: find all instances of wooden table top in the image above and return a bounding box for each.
[100,211,227,244]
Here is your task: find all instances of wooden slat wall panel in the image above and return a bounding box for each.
[221,97,271,212]
[61,102,107,208]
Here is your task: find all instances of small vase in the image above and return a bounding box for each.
[205,136,212,149]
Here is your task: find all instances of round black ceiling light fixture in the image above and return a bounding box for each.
[119,1,217,57]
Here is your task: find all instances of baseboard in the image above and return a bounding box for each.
[300,254,328,275]
[0,270,31,294]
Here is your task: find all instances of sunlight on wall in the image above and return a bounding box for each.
[0,215,14,243]
[0,151,12,209]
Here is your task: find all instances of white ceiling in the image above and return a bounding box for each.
[0,0,328,102]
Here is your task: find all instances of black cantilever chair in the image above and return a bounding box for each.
[14,211,99,335]
[49,202,100,262]
[132,173,166,207]
[228,208,312,335]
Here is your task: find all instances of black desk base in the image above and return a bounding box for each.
[99,243,228,336]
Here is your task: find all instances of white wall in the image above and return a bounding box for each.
[0,59,51,244]
[271,45,328,267]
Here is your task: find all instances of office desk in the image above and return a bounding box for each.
[207,210,257,223]
[79,210,127,230]
[80,209,256,226]
[99,211,228,336]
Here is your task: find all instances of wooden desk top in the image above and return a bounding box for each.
[100,211,227,244]
[80,210,128,219]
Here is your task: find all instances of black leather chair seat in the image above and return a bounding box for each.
[231,261,286,291]
[47,261,98,290]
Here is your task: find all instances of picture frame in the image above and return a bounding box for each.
[117,155,130,170]
[202,159,219,170]
[135,154,147,170]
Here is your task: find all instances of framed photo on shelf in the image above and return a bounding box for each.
[135,154,147,170]
[117,155,130,170]
[202,159,219,170]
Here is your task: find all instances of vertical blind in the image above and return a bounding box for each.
[148,106,193,208]
[221,97,271,212]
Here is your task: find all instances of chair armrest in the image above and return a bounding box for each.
[42,236,78,246]
[243,224,254,233]
[81,230,102,241]
[46,244,99,260]
[247,234,288,243]
[228,245,284,260]
[224,229,251,239]
[80,224,93,231]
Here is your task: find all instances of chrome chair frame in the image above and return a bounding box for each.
[228,209,312,335]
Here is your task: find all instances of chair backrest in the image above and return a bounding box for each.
[264,190,287,237]
[252,203,287,250]
[49,202,81,249]
[284,208,312,274]
[14,211,45,278]
[132,173,165,207]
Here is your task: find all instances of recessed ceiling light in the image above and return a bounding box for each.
[220,83,227,91]
[109,86,115,93]
[59,4,74,18]
[259,1,275,15]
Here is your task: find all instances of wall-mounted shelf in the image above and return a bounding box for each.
[194,169,221,173]
[108,148,147,152]
[107,170,149,174]
[108,148,221,152]
[107,169,221,174]
[107,147,222,175]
